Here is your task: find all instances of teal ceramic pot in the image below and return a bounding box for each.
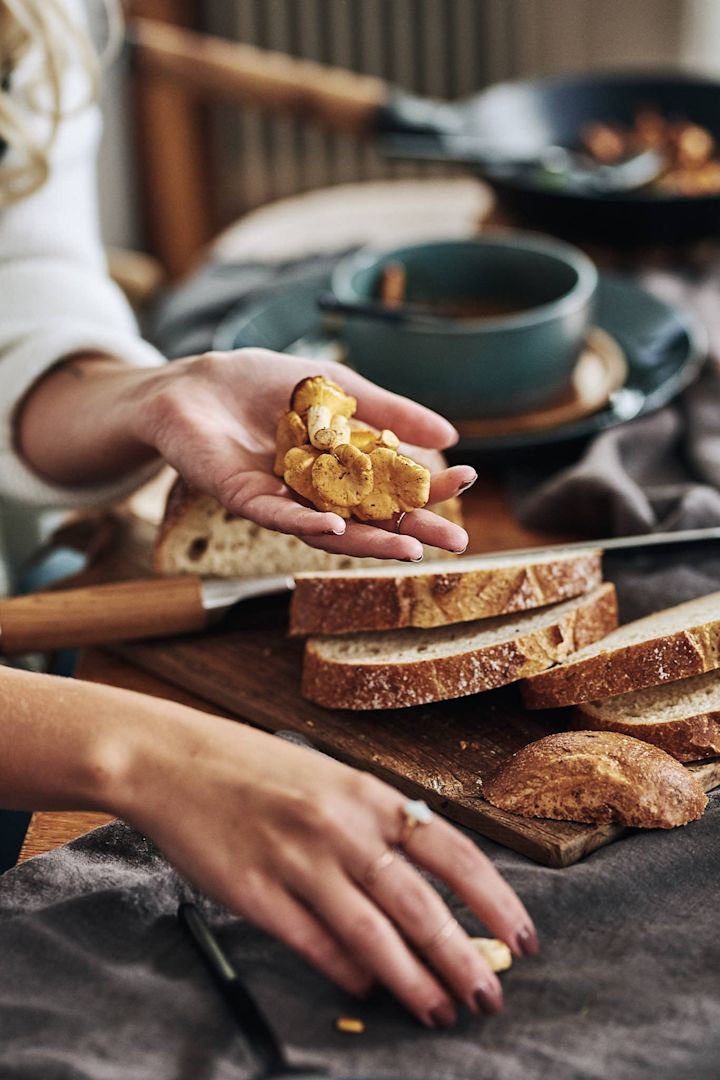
[330,234,598,419]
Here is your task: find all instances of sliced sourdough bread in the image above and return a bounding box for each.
[482,730,707,828]
[573,669,720,762]
[521,591,720,710]
[154,478,461,577]
[290,548,603,636]
[301,582,617,710]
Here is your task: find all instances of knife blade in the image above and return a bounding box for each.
[467,525,720,562]
[0,574,294,655]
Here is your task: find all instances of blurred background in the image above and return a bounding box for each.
[104,0,720,276]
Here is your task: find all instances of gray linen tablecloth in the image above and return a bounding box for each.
[2,243,719,1079]
[0,799,718,1080]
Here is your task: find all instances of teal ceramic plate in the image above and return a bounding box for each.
[213,271,707,456]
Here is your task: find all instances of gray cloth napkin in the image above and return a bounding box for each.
[515,266,720,539]
[0,798,718,1080]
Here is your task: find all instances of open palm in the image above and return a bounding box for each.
[139,348,474,560]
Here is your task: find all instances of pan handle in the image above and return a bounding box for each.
[130,18,388,137]
[0,577,207,655]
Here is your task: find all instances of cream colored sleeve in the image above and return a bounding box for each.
[0,43,165,508]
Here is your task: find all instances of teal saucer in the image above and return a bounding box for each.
[213,271,706,456]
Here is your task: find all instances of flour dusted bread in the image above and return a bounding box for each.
[574,670,720,762]
[154,478,461,577]
[521,591,720,709]
[301,583,617,710]
[290,548,603,636]
[483,730,707,828]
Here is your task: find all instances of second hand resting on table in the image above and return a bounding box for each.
[6,346,540,1026]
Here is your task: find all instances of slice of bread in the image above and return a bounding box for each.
[290,548,603,636]
[482,730,707,828]
[521,591,720,710]
[301,582,617,710]
[573,670,720,762]
[154,478,461,577]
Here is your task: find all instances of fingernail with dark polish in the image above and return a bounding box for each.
[457,473,478,495]
[517,925,540,957]
[428,1001,457,1029]
[474,984,502,1017]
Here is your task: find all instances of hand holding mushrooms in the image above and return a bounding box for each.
[20,349,474,560]
[278,374,432,522]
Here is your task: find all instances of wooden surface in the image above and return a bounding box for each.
[111,589,720,868]
[18,481,720,868]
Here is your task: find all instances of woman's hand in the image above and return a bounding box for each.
[1,666,537,1028]
[131,349,473,560]
[116,702,539,1028]
[18,349,474,560]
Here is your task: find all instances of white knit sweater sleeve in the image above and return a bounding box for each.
[0,55,166,507]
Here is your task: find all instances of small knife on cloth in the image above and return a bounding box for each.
[0,574,294,655]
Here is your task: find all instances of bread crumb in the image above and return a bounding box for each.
[472,937,513,972]
[334,1017,365,1034]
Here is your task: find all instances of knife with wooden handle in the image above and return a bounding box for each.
[1,525,718,655]
[0,575,294,655]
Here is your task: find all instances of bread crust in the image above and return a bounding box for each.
[154,476,197,572]
[521,599,720,709]
[573,674,720,762]
[301,583,617,710]
[482,730,708,828]
[290,550,603,636]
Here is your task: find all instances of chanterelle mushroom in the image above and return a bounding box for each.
[283,446,351,517]
[312,443,373,507]
[355,447,431,520]
[350,425,400,454]
[273,410,308,477]
[291,376,357,450]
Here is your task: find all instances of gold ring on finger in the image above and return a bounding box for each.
[399,799,433,847]
[421,915,459,954]
[362,847,396,887]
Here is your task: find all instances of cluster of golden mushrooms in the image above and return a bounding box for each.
[274,376,431,520]
[582,109,720,196]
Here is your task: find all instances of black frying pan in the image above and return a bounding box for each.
[380,71,720,245]
[133,22,720,245]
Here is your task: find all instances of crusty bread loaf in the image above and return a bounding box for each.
[521,591,720,710]
[301,582,617,710]
[573,670,720,762]
[290,548,603,636]
[482,730,708,828]
[154,478,462,577]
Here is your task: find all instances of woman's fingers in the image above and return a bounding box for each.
[299,523,424,562]
[238,879,374,998]
[398,815,538,959]
[300,865,458,1029]
[334,367,459,450]
[212,471,347,537]
[297,464,478,558]
[427,465,477,505]
[379,508,468,553]
[354,850,504,1016]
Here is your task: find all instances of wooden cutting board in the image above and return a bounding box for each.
[114,592,720,869]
